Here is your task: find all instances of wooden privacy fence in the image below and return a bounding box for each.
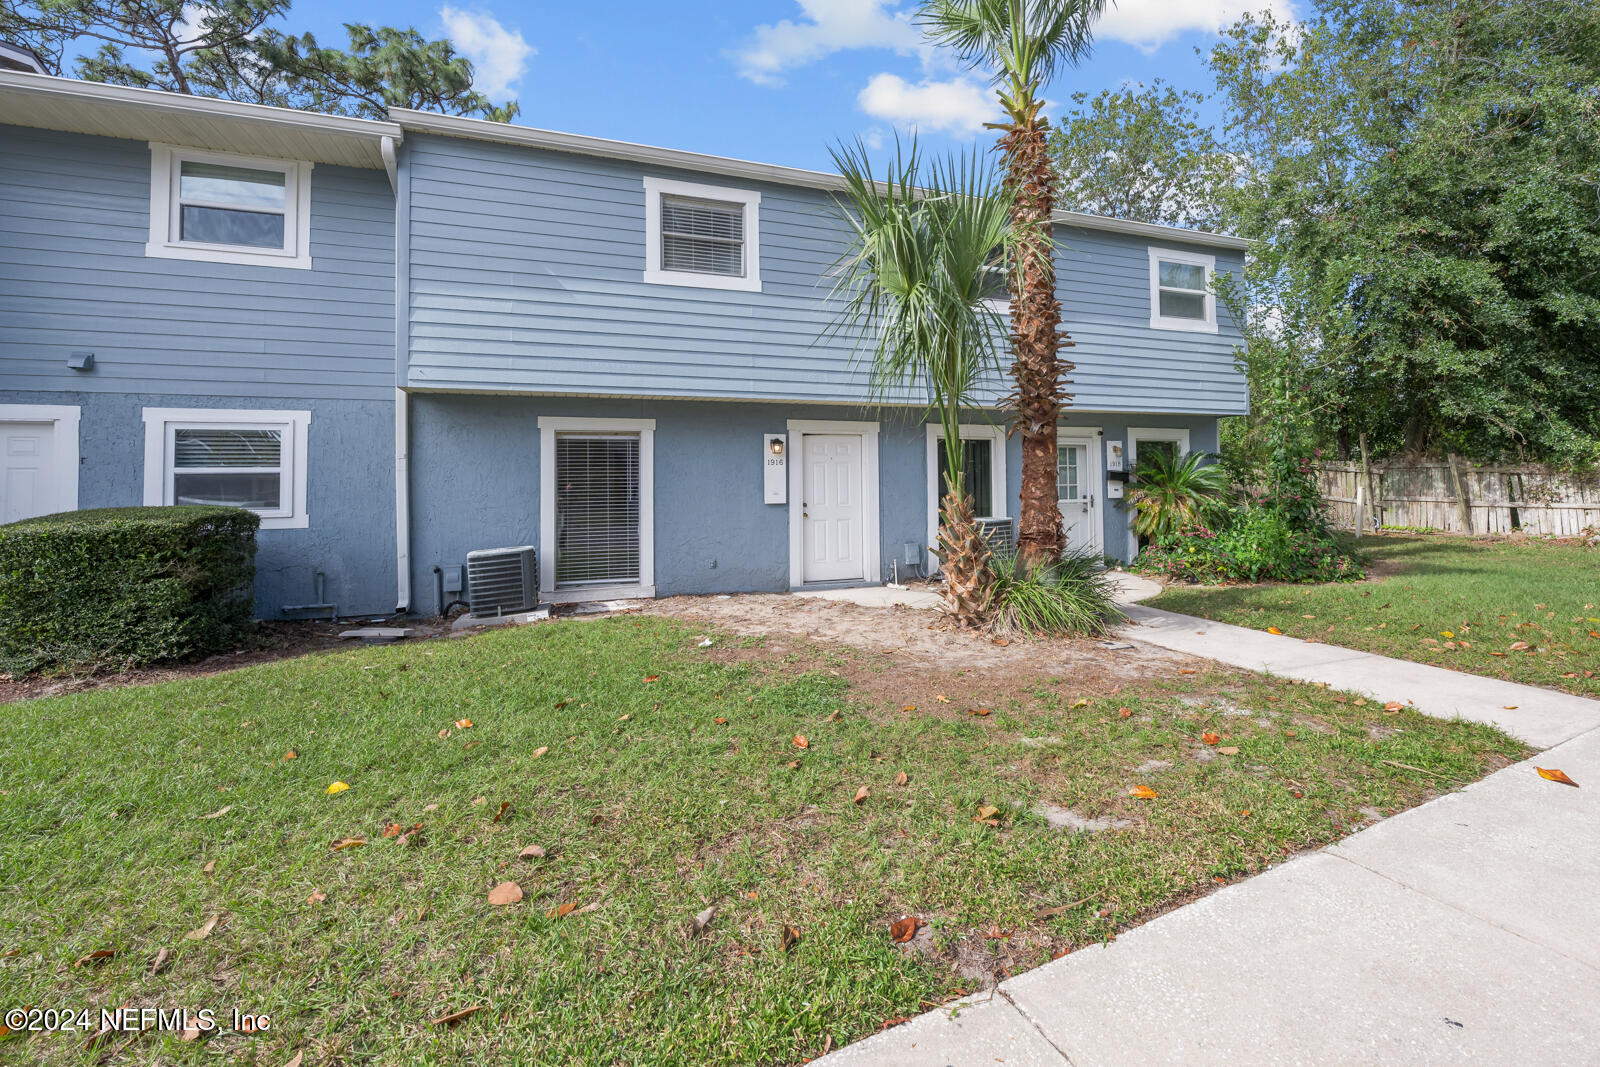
[1317,457,1600,536]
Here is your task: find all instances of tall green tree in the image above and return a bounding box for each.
[1212,0,1600,466]
[1048,80,1235,231]
[829,140,1017,627]
[0,0,517,121]
[919,0,1109,568]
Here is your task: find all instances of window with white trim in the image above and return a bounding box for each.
[1148,247,1217,332]
[147,144,312,268]
[643,176,761,292]
[538,417,656,601]
[142,409,310,529]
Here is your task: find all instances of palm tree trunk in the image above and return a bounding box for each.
[937,488,993,628]
[1001,109,1073,570]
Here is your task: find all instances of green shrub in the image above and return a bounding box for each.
[0,506,259,674]
[987,549,1125,636]
[1137,503,1363,585]
[1127,450,1230,543]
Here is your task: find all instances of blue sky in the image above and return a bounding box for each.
[123,2,1293,171]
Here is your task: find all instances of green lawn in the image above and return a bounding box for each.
[1152,535,1600,697]
[0,616,1526,1064]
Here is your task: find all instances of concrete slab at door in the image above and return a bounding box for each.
[1,421,56,524]
[802,434,865,583]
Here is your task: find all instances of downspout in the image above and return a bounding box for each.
[394,385,411,614]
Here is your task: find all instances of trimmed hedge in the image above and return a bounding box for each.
[0,506,259,673]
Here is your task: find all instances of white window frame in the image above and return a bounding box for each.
[0,404,81,516]
[1148,247,1217,333]
[142,408,310,530]
[642,176,762,293]
[538,416,656,603]
[147,143,313,269]
[924,423,1008,562]
[786,419,880,589]
[1126,427,1192,559]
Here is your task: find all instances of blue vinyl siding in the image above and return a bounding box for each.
[0,124,395,401]
[402,132,1246,414]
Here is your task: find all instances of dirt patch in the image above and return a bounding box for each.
[0,618,456,704]
[644,593,1209,714]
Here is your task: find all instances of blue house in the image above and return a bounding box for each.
[0,70,1247,619]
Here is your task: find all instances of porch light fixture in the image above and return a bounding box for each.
[768,436,784,455]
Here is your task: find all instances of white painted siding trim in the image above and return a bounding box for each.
[1148,246,1218,333]
[1057,426,1105,557]
[537,416,656,601]
[141,407,311,530]
[786,419,881,589]
[146,143,313,269]
[0,404,80,515]
[642,176,762,293]
[923,422,1008,567]
[1126,427,1192,560]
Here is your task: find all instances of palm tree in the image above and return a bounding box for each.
[919,0,1109,569]
[829,140,1017,627]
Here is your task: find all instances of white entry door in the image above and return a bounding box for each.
[1,421,59,524]
[801,434,865,583]
[1056,435,1102,556]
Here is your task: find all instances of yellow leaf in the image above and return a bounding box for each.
[1441,631,1454,638]
[325,781,349,795]
[1130,785,1158,799]
[1071,699,1089,709]
[1536,767,1579,788]
[1267,627,1284,635]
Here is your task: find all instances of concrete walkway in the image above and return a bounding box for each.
[819,606,1600,1065]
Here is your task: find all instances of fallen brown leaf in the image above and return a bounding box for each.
[547,901,577,918]
[306,890,326,904]
[492,801,511,824]
[779,924,800,952]
[1510,641,1531,651]
[643,674,660,683]
[853,785,870,805]
[284,1053,304,1067]
[1118,706,1132,718]
[1537,767,1580,788]
[1218,746,1239,755]
[202,859,215,874]
[894,771,908,787]
[888,916,921,944]
[185,915,220,941]
[518,844,546,860]
[330,837,366,851]
[1201,732,1221,745]
[487,881,523,906]
[148,947,171,975]
[198,805,232,820]
[793,734,809,749]
[687,904,717,938]
[901,704,917,712]
[455,718,473,729]
[968,707,991,717]
[283,750,298,760]
[973,804,1000,826]
[531,746,549,759]
[714,717,728,724]
[73,949,116,967]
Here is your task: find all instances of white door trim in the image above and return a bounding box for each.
[1056,426,1104,556]
[1126,427,1192,560]
[787,419,880,588]
[0,404,81,516]
[924,422,1008,566]
[537,416,657,602]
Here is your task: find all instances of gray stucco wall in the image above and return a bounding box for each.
[406,393,1219,613]
[1,390,397,618]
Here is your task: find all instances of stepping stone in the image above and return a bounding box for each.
[338,627,413,642]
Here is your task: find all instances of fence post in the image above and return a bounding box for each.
[1358,434,1373,534]
[1446,453,1474,534]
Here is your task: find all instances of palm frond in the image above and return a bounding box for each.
[917,0,1109,92]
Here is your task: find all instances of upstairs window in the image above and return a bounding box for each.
[147,144,312,269]
[1148,247,1217,333]
[643,176,761,292]
[142,408,311,529]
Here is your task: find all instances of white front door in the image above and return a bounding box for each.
[1,421,58,524]
[1056,436,1101,556]
[801,434,865,583]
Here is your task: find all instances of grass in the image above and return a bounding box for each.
[1151,534,1600,698]
[0,615,1527,1064]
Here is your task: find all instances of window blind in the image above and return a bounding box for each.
[661,195,744,276]
[936,438,995,517]
[554,434,641,586]
[172,428,283,510]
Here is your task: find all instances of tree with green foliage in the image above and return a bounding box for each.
[1048,80,1235,231]
[1212,0,1600,467]
[918,0,1109,569]
[0,0,517,121]
[828,140,1016,627]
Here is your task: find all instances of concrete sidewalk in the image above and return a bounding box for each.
[819,608,1600,1066]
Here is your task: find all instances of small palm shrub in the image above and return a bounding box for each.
[987,550,1125,636]
[1127,450,1230,543]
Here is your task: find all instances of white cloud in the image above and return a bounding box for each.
[1095,0,1296,53]
[857,73,999,136]
[439,7,535,98]
[733,0,921,86]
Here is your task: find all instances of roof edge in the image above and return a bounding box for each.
[392,108,1249,251]
[0,70,403,141]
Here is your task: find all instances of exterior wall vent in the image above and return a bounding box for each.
[466,546,538,616]
[975,518,1016,562]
